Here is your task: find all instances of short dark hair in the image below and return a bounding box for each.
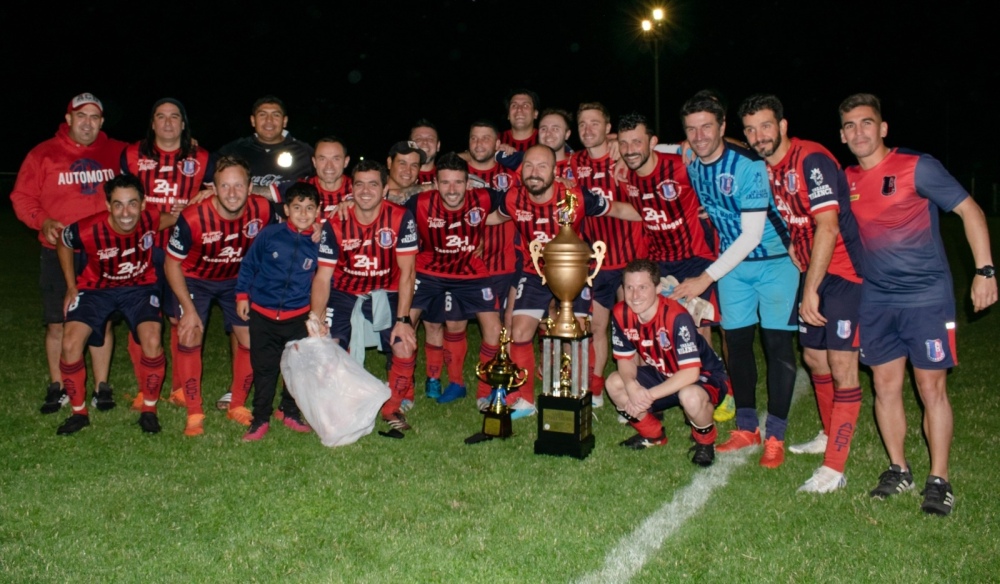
[680,90,727,125]
[104,173,145,202]
[214,155,252,184]
[737,94,784,122]
[435,152,468,176]
[283,182,320,207]
[411,118,438,134]
[539,108,573,128]
[315,136,348,157]
[617,112,652,136]
[252,95,286,116]
[505,88,540,111]
[577,102,611,123]
[623,258,660,286]
[352,159,388,186]
[469,118,499,135]
[839,93,882,118]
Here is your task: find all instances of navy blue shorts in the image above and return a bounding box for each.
[635,365,728,411]
[491,270,520,315]
[859,302,957,369]
[798,273,861,352]
[167,277,242,332]
[152,247,176,316]
[40,247,85,325]
[590,268,623,310]
[66,286,162,347]
[658,256,721,326]
[513,272,590,318]
[327,289,400,352]
[413,273,501,323]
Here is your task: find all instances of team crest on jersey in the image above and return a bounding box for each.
[881,176,897,196]
[179,157,201,177]
[784,170,800,194]
[926,339,945,362]
[301,258,313,270]
[657,180,680,201]
[656,327,671,350]
[377,228,397,248]
[137,158,158,172]
[810,167,824,186]
[679,325,691,343]
[465,207,484,226]
[576,166,593,179]
[716,173,736,196]
[244,219,262,238]
[482,287,494,301]
[494,173,511,191]
[139,231,155,251]
[837,319,853,339]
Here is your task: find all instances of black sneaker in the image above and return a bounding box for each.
[619,432,668,450]
[869,464,914,498]
[57,413,90,435]
[40,383,67,414]
[690,443,715,467]
[138,412,161,434]
[91,382,116,411]
[921,476,955,516]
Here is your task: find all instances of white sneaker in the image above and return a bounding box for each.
[476,397,491,412]
[592,393,604,408]
[788,430,828,454]
[510,397,536,420]
[617,414,629,424]
[798,465,846,493]
[215,392,232,411]
[400,399,414,413]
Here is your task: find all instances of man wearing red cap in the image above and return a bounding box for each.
[11,93,127,414]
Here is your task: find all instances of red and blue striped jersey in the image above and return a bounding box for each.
[406,188,494,280]
[318,202,418,294]
[62,209,161,289]
[469,162,518,275]
[571,150,646,269]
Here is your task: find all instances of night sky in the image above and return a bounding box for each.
[3,0,997,192]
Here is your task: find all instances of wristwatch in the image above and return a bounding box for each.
[396,316,413,324]
[976,265,995,278]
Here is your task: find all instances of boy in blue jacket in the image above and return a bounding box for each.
[236,182,321,441]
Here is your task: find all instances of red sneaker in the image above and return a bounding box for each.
[242,421,269,442]
[759,436,785,469]
[717,428,761,452]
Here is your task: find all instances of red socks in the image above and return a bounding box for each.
[824,386,862,472]
[175,343,203,415]
[230,343,253,409]
[383,354,416,416]
[631,413,663,438]
[425,343,443,380]
[509,341,536,404]
[476,343,498,399]
[136,353,165,413]
[60,358,88,414]
[444,331,467,385]
[811,373,834,435]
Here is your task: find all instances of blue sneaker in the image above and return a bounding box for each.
[425,378,442,400]
[437,382,467,404]
[510,398,536,420]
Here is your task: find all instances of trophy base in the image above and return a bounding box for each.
[533,392,594,460]
[482,410,513,439]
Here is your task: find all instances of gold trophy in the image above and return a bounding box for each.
[527,190,603,459]
[468,328,526,441]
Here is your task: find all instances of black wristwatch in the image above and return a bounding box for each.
[396,316,413,324]
[975,265,995,278]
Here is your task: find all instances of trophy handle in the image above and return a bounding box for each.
[475,361,488,383]
[586,240,607,287]
[529,239,546,285]
[508,367,529,389]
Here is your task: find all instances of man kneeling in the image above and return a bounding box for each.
[607,259,729,466]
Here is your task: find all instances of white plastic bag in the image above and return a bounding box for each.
[280,335,390,447]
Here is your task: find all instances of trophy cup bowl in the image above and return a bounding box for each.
[529,226,606,339]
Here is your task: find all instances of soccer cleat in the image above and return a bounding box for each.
[138,412,161,434]
[282,411,311,433]
[869,464,914,499]
[184,413,205,437]
[131,392,144,412]
[226,405,253,427]
[921,476,955,516]
[91,382,116,411]
[759,436,785,468]
[215,392,232,411]
[383,411,411,431]
[476,397,491,412]
[510,398,536,420]
[716,428,762,452]
[592,393,605,408]
[437,382,467,404]
[689,443,715,467]
[40,383,67,414]
[167,388,186,407]
[789,430,828,455]
[620,432,668,450]
[713,394,735,423]
[798,465,847,493]
[243,420,270,442]
[425,378,442,400]
[56,413,90,435]
[400,399,414,413]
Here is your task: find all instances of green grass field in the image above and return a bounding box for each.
[0,208,997,583]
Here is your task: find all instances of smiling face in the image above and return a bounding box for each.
[65,104,103,146]
[437,169,468,210]
[214,165,250,219]
[469,126,499,164]
[106,186,145,234]
[387,151,421,189]
[409,126,440,166]
[683,111,726,162]
[578,109,610,150]
[538,113,571,152]
[251,102,287,145]
[508,93,538,132]
[840,105,888,162]
[152,102,184,147]
[352,169,387,214]
[617,125,656,172]
[283,196,319,231]
[521,145,556,197]
[622,269,661,322]
[742,108,786,161]
[312,141,349,189]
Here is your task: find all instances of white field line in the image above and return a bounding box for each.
[576,368,811,584]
